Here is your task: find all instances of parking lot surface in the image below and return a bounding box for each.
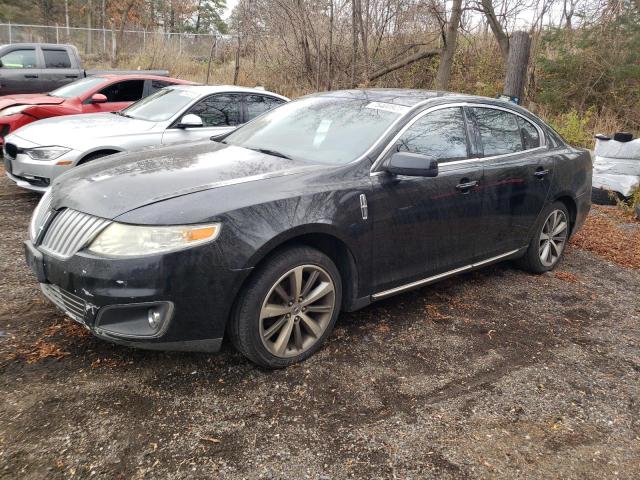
[1,167,639,479]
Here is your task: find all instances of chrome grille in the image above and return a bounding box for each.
[29,189,53,240]
[40,209,111,259]
[40,283,86,323]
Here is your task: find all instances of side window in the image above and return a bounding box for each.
[148,80,173,94]
[395,107,469,162]
[517,116,541,150]
[0,49,37,68]
[188,95,242,127]
[98,80,145,102]
[472,107,524,156]
[43,49,72,68]
[245,95,286,121]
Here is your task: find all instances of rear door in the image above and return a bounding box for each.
[469,105,554,258]
[370,106,486,292]
[0,47,42,94]
[40,47,83,91]
[161,93,243,145]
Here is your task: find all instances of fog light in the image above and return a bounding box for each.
[148,308,162,330]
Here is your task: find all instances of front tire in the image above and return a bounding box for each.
[229,246,342,368]
[517,201,570,273]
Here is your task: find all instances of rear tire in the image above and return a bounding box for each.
[228,246,342,368]
[517,201,570,273]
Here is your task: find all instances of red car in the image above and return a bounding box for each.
[0,74,195,145]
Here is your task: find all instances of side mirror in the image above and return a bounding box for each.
[91,93,107,104]
[386,152,438,177]
[177,114,203,129]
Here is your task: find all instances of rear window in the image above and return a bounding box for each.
[149,80,174,94]
[472,107,525,156]
[43,49,72,68]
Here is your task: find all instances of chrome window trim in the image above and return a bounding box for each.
[371,248,521,300]
[370,102,547,174]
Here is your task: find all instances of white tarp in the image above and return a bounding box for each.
[592,137,640,197]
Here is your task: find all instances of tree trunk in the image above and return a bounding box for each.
[435,0,463,90]
[479,0,510,62]
[369,48,439,82]
[351,0,359,87]
[357,0,370,84]
[503,31,531,103]
[86,0,93,54]
[233,36,241,85]
[327,0,333,90]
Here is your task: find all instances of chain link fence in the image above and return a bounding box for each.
[0,23,236,63]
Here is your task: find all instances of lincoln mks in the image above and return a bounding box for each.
[25,90,591,367]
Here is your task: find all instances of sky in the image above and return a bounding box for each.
[224,0,239,20]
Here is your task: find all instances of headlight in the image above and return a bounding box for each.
[88,222,221,257]
[25,146,71,161]
[0,105,30,117]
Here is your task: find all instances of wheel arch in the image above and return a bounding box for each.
[76,148,123,165]
[552,194,578,235]
[239,224,361,312]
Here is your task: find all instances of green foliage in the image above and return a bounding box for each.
[545,108,595,148]
[535,9,640,134]
[183,0,228,35]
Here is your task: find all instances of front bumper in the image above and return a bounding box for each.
[3,138,81,192]
[25,239,252,352]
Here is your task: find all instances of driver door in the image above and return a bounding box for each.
[161,94,243,145]
[369,106,486,293]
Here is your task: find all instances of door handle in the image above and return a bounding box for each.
[65,75,78,78]
[24,74,39,78]
[534,168,550,178]
[455,180,479,192]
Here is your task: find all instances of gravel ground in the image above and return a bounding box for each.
[0,168,639,479]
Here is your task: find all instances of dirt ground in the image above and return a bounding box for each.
[0,168,639,480]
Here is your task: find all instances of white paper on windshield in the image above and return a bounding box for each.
[313,119,332,147]
[365,102,410,115]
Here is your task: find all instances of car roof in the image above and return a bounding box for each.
[93,74,195,83]
[167,84,289,100]
[307,88,521,109]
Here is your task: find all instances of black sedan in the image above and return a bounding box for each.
[25,90,592,368]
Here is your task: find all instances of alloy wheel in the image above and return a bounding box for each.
[259,264,336,358]
[539,209,568,267]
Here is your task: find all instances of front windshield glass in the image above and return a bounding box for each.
[49,77,107,98]
[120,88,200,122]
[223,96,407,164]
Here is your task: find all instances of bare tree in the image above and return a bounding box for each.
[435,0,463,90]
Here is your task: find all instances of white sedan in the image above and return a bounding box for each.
[3,85,289,192]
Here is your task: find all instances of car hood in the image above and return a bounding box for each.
[10,113,156,148]
[0,94,65,110]
[51,141,327,219]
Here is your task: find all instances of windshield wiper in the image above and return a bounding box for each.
[250,148,292,160]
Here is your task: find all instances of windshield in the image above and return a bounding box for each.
[49,77,107,98]
[223,96,407,164]
[120,88,200,122]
